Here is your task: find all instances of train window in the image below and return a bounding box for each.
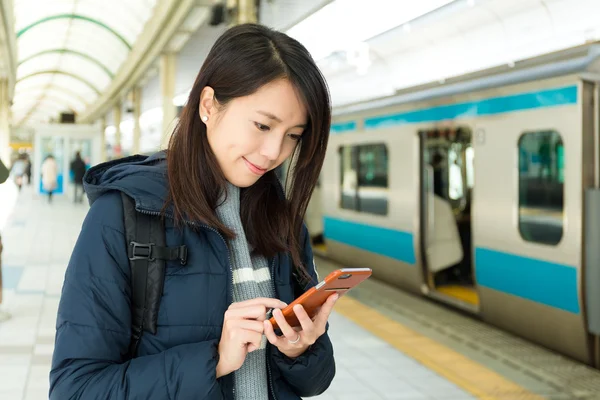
[339,143,388,215]
[447,148,464,200]
[518,130,564,245]
[340,146,359,211]
[465,146,474,189]
[357,144,388,215]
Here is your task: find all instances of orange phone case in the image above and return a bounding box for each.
[269,268,372,330]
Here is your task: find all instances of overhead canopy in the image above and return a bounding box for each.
[297,0,600,107]
[12,0,158,125]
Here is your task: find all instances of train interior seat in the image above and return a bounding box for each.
[427,195,464,273]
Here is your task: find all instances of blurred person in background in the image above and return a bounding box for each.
[41,154,58,203]
[25,154,32,186]
[70,151,87,203]
[10,153,28,192]
[50,23,336,399]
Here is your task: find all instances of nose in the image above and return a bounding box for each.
[260,133,284,162]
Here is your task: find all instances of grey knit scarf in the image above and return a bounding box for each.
[215,182,274,400]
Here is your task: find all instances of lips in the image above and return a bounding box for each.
[243,157,268,175]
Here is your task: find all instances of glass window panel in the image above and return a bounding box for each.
[15,74,53,90]
[55,54,112,90]
[518,130,564,246]
[31,89,86,111]
[339,146,358,211]
[12,100,40,112]
[17,19,71,48]
[67,20,131,52]
[18,22,128,72]
[13,89,44,101]
[357,144,388,215]
[15,83,88,106]
[338,143,389,215]
[75,1,154,41]
[17,53,63,77]
[19,53,112,90]
[51,74,99,102]
[14,2,76,30]
[64,33,127,71]
[14,102,63,115]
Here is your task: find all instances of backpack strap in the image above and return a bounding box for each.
[120,192,188,359]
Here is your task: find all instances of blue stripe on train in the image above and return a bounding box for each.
[331,85,578,133]
[331,121,357,134]
[323,216,580,314]
[323,216,416,264]
[475,248,579,314]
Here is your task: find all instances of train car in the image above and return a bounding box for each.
[315,42,600,367]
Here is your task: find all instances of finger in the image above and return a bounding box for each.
[229,298,287,311]
[263,320,282,346]
[229,319,265,334]
[240,330,263,352]
[293,304,315,336]
[225,305,270,321]
[314,293,339,328]
[273,308,300,342]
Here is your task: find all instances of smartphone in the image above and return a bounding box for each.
[269,267,372,330]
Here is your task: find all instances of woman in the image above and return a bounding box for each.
[50,23,335,399]
[41,154,58,203]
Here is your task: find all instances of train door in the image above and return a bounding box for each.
[418,127,478,310]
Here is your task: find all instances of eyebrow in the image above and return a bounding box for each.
[257,110,307,129]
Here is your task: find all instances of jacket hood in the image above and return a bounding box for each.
[84,150,288,216]
[83,151,169,213]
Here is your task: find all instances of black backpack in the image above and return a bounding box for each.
[120,193,188,358]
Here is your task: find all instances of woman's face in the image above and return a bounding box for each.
[200,79,307,188]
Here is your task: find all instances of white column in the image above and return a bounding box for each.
[160,53,176,149]
[0,79,11,165]
[100,116,107,162]
[237,0,258,24]
[113,103,122,159]
[132,87,142,154]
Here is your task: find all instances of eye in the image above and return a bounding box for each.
[254,122,270,131]
[288,133,302,141]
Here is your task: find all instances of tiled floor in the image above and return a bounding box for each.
[0,180,475,400]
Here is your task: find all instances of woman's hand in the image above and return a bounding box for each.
[216,297,287,378]
[263,293,339,359]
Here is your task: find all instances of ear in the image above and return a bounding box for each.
[199,86,216,123]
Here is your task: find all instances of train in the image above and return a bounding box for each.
[303,41,600,367]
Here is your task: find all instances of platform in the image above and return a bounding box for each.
[0,180,598,400]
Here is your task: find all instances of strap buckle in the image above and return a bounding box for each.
[129,242,155,261]
[178,246,188,266]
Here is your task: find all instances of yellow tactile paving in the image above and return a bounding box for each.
[334,296,546,400]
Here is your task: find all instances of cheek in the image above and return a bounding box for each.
[277,141,299,163]
[208,121,252,156]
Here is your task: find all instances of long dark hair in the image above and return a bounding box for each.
[166,23,330,280]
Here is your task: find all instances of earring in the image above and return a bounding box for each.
[202,115,208,122]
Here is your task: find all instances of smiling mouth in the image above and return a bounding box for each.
[243,157,268,175]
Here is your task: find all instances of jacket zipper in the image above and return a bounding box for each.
[136,208,236,399]
[267,255,278,400]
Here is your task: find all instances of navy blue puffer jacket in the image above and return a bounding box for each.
[49,152,335,399]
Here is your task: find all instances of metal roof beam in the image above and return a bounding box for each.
[17,70,102,95]
[14,84,90,106]
[17,14,132,50]
[19,49,115,78]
